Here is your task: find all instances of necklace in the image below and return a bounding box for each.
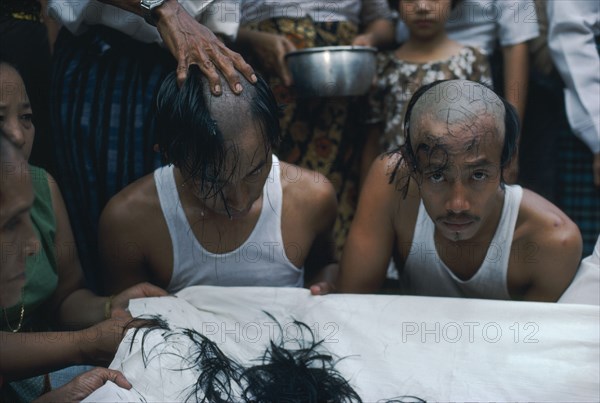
[3,292,25,333]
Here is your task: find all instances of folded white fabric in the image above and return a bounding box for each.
[85,286,599,402]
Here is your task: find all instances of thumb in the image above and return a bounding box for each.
[140,282,169,297]
[109,370,132,389]
[310,281,333,295]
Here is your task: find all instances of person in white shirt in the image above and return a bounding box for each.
[336,80,582,302]
[559,235,600,306]
[99,69,339,296]
[545,0,600,256]
[47,0,256,290]
[547,0,600,186]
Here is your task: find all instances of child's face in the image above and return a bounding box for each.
[399,0,452,39]
[0,64,34,160]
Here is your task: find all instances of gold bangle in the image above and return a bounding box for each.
[104,295,114,320]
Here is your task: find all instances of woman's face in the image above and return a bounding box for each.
[0,158,38,308]
[400,0,453,39]
[0,63,35,160]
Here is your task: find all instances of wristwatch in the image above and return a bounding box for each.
[140,0,166,26]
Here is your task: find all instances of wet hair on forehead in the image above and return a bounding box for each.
[155,66,281,198]
[389,79,520,194]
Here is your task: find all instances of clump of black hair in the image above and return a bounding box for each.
[240,314,361,403]
[127,313,362,402]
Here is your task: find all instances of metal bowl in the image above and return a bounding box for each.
[285,46,377,97]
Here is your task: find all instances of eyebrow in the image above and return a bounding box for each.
[0,102,31,110]
[463,158,494,167]
[421,157,494,172]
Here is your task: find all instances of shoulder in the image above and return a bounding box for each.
[362,152,420,221]
[371,151,418,200]
[280,161,337,228]
[43,171,67,220]
[100,173,160,230]
[515,188,582,263]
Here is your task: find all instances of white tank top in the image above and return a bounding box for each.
[401,185,523,299]
[154,155,304,293]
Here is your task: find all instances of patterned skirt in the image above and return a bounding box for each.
[243,18,364,256]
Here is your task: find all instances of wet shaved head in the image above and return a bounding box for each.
[199,73,263,141]
[390,80,519,195]
[392,80,519,190]
[155,66,281,196]
[410,80,506,151]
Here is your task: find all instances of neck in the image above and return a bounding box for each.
[404,31,450,53]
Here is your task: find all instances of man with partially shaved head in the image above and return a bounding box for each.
[337,80,582,302]
[99,67,338,295]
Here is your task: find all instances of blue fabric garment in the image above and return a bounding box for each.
[50,26,175,291]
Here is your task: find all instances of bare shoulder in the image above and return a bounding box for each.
[514,189,582,276]
[516,189,582,250]
[279,161,337,228]
[512,188,583,300]
[100,173,160,231]
[45,172,72,223]
[46,172,64,207]
[367,152,420,214]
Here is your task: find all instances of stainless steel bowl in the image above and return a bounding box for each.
[285,46,377,97]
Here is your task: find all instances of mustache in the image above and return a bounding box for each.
[435,212,480,223]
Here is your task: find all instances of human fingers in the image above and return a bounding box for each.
[277,37,296,86]
[310,281,335,296]
[104,369,132,389]
[352,34,371,46]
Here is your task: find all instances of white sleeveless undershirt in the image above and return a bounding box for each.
[401,185,523,299]
[154,155,304,293]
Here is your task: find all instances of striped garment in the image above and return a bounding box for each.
[556,36,600,257]
[50,26,175,291]
[558,128,600,257]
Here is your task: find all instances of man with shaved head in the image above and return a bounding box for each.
[337,80,582,302]
[99,67,338,295]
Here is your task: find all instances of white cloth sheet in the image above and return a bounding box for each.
[85,286,599,402]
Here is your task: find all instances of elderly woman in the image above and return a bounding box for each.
[0,59,166,400]
[0,136,133,402]
[236,0,396,255]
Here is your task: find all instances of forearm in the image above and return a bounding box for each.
[502,43,529,123]
[236,27,262,48]
[0,331,88,380]
[58,289,107,329]
[362,19,395,48]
